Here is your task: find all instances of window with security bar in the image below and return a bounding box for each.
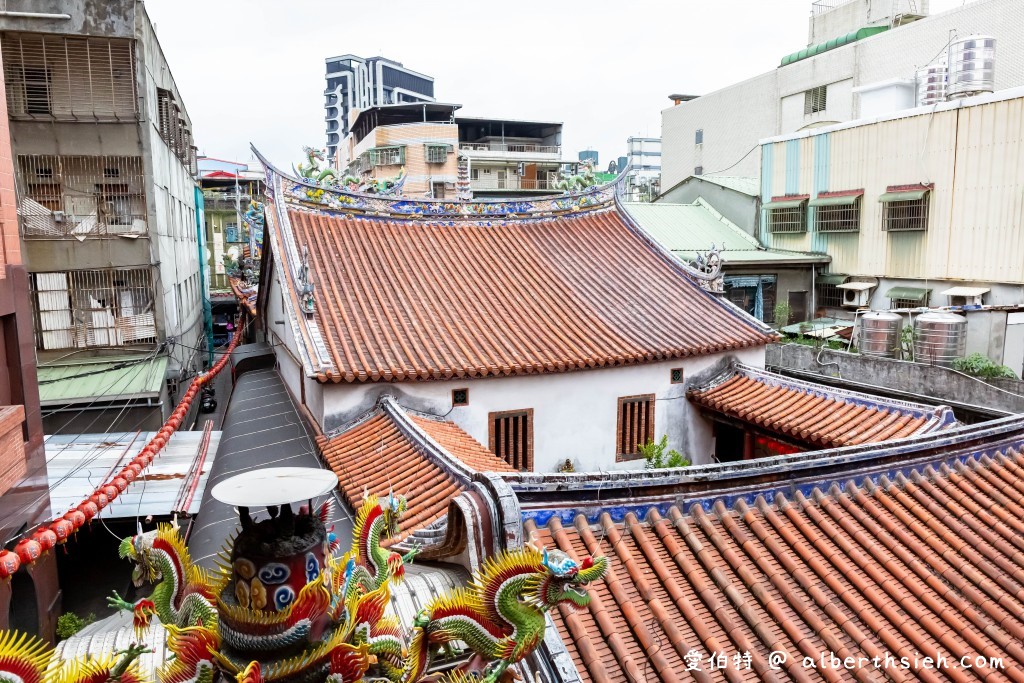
[815,200,861,232]
[816,282,843,308]
[489,409,533,471]
[369,146,405,166]
[769,206,806,233]
[882,196,930,231]
[17,155,146,238]
[31,268,156,351]
[804,85,827,114]
[1,33,138,120]
[617,394,655,461]
[424,144,449,164]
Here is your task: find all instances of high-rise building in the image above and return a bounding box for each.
[625,137,661,201]
[578,149,598,165]
[324,55,435,161]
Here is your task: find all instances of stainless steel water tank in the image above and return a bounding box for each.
[916,61,948,106]
[859,311,903,359]
[913,311,967,367]
[947,35,996,99]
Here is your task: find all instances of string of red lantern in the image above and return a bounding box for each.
[0,325,245,578]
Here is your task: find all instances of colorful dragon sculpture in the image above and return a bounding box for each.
[293,146,406,197]
[108,524,221,632]
[552,158,598,193]
[0,485,606,683]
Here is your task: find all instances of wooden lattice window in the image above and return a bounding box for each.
[489,409,533,471]
[617,394,654,461]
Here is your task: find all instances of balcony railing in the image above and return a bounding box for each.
[461,142,561,155]
[470,177,559,192]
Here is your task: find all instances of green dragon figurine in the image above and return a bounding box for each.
[108,524,222,631]
[408,545,608,683]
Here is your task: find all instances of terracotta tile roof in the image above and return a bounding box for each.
[279,205,772,383]
[689,364,956,449]
[528,449,1024,682]
[228,276,257,316]
[317,398,512,540]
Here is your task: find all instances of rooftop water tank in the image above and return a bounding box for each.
[859,311,903,359]
[916,61,947,106]
[947,35,996,99]
[913,311,966,367]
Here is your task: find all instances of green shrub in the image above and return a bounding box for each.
[952,353,1018,379]
[56,611,95,640]
[639,435,691,469]
[773,301,791,328]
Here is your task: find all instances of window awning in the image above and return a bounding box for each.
[818,274,848,285]
[836,281,874,291]
[764,198,807,210]
[886,286,931,301]
[879,189,929,202]
[941,286,990,297]
[810,194,862,207]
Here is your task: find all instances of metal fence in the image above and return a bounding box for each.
[31,268,156,350]
[461,142,561,155]
[17,155,147,238]
[1,33,138,120]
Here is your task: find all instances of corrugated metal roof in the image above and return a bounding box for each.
[47,429,220,519]
[694,175,760,197]
[625,201,827,264]
[37,355,168,405]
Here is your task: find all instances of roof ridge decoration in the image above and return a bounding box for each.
[252,145,623,221]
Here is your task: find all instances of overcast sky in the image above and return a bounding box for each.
[143,0,969,171]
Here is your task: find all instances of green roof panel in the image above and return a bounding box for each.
[37,355,168,405]
[809,194,860,207]
[817,274,848,285]
[879,189,929,202]
[885,286,931,301]
[763,198,807,210]
[625,200,828,265]
[780,26,890,66]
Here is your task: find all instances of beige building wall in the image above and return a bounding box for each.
[760,88,1024,293]
[348,122,459,196]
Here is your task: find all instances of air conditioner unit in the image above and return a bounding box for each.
[836,282,874,308]
[53,211,65,223]
[942,286,989,307]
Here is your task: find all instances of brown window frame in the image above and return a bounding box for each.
[616,394,655,462]
[488,408,533,472]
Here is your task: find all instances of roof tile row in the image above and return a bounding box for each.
[529,449,1024,682]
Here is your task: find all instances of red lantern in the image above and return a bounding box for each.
[64,509,86,529]
[78,501,99,521]
[31,528,57,552]
[113,476,128,492]
[15,538,41,565]
[125,463,142,478]
[89,492,109,510]
[49,519,73,543]
[0,550,20,579]
[102,484,119,499]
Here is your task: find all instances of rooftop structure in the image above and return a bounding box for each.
[661,0,1024,185]
[324,54,435,161]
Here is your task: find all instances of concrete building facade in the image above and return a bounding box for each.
[1,0,204,429]
[759,87,1024,316]
[324,55,435,162]
[661,0,1024,188]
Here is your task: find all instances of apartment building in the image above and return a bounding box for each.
[1,0,204,433]
[340,104,567,199]
[624,136,661,201]
[456,115,564,197]
[661,0,1024,188]
[324,55,434,162]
